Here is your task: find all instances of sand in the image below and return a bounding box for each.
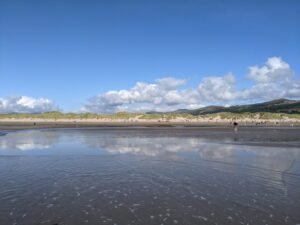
[0,117,299,130]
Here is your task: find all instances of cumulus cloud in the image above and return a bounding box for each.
[240,57,299,101]
[198,73,236,102]
[82,56,300,113]
[248,57,293,83]
[84,77,202,113]
[0,96,57,113]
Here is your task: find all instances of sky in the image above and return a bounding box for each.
[0,0,299,113]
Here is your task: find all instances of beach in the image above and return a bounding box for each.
[1,127,300,225]
[1,117,300,131]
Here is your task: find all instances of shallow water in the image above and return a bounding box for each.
[0,127,300,225]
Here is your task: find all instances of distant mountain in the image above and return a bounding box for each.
[147,99,300,115]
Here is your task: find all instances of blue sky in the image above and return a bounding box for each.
[0,0,299,113]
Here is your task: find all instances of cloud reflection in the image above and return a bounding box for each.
[1,129,300,192]
[0,130,60,151]
[0,129,299,174]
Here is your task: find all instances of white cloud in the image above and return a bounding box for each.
[198,73,236,102]
[84,73,240,113]
[0,96,57,113]
[84,56,299,113]
[84,77,201,113]
[3,57,296,114]
[248,57,293,83]
[239,79,300,101]
[239,57,299,101]
[156,77,186,90]
[285,81,300,97]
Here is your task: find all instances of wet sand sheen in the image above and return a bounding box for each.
[0,128,300,225]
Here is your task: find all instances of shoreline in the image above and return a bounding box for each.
[1,118,299,131]
[1,124,300,149]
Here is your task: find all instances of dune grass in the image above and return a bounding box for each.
[0,111,299,120]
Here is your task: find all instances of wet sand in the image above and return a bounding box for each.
[0,120,299,131]
[1,128,300,225]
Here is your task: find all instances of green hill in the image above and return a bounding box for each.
[149,99,300,115]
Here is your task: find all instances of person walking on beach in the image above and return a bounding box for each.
[233,121,238,132]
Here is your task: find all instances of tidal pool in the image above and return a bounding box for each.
[0,127,300,225]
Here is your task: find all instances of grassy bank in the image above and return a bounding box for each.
[0,111,300,120]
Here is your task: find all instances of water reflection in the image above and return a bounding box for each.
[79,131,300,195]
[1,129,300,173]
[0,130,60,151]
[0,128,300,225]
[1,128,299,188]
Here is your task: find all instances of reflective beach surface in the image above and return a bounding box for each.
[0,127,300,225]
